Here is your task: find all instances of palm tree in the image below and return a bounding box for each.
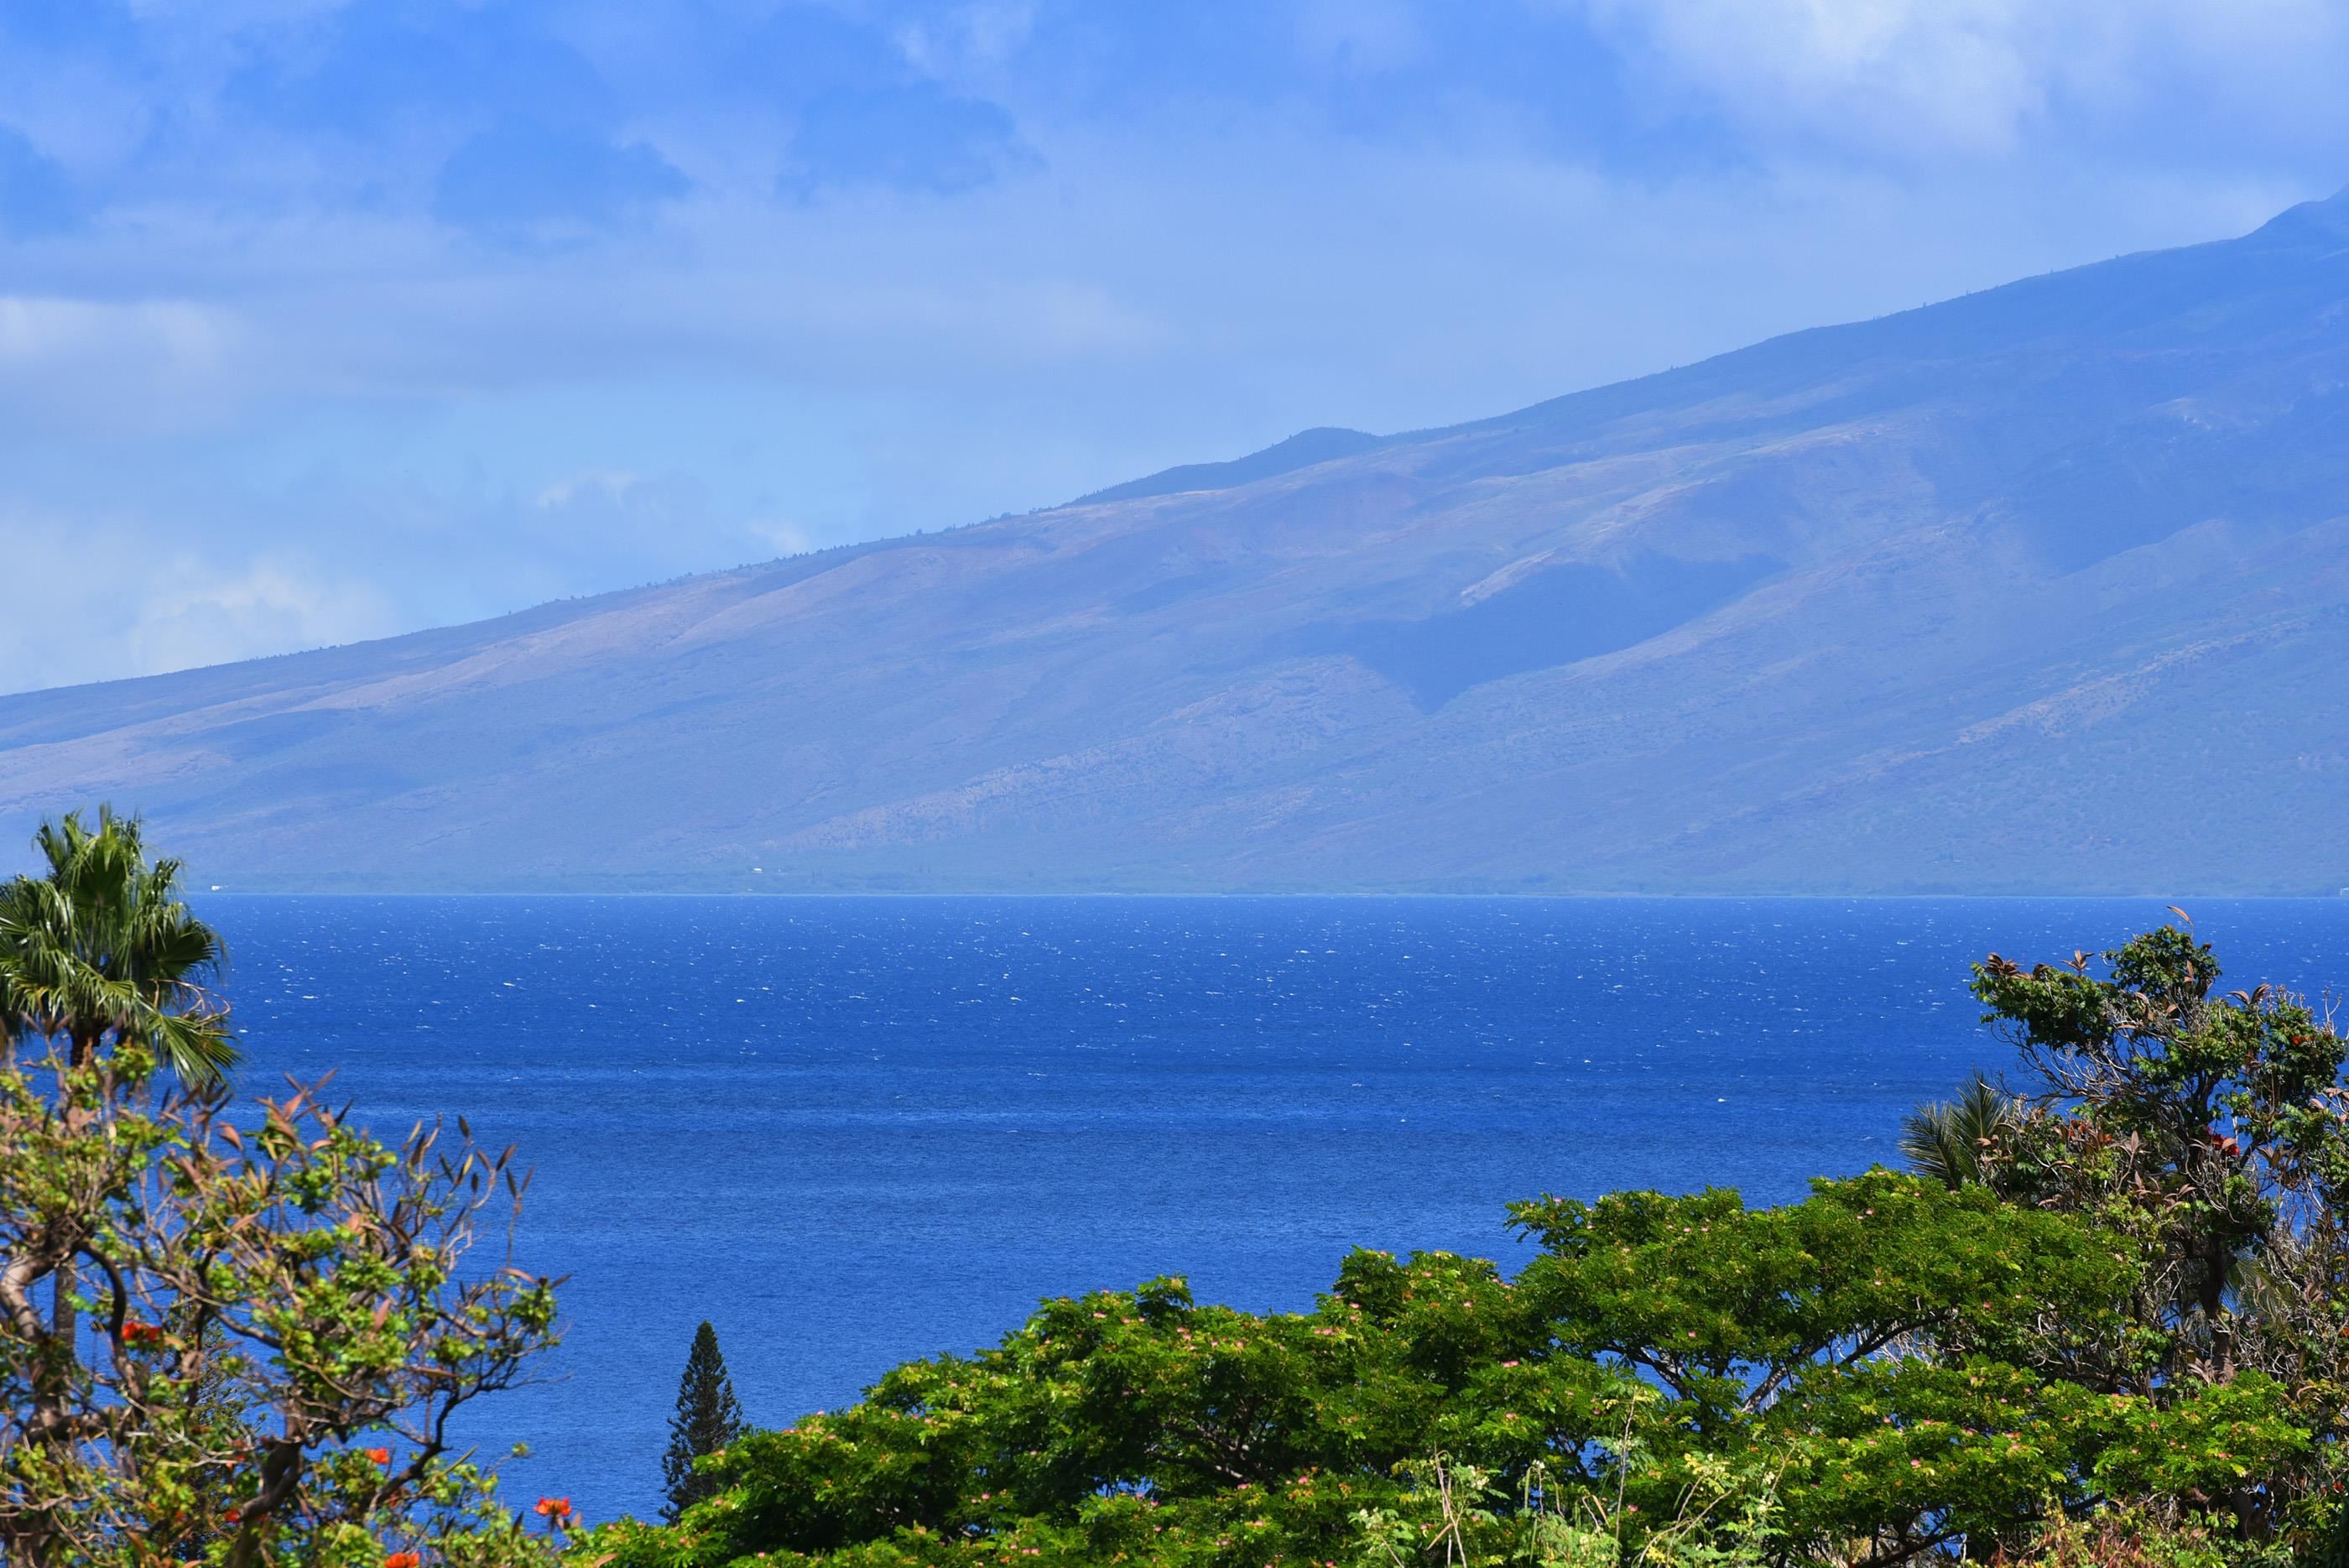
[0,807,235,1339]
[0,806,234,1081]
[1899,1073,2020,1190]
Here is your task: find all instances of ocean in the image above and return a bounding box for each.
[195,895,2349,1524]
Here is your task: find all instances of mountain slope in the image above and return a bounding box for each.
[7,192,2349,893]
[1072,427,1385,505]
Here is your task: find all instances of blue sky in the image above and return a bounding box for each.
[3,0,2346,692]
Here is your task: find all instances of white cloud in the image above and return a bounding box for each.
[0,512,400,693]
[1563,0,2349,157]
[534,469,643,511]
[746,517,816,557]
[515,466,758,575]
[123,562,401,685]
[895,2,1043,76]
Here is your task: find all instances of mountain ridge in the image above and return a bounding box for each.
[1070,426,1387,507]
[6,192,2349,893]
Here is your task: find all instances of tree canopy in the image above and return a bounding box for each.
[0,811,569,1567]
[581,919,2349,1568]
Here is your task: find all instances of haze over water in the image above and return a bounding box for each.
[200,896,2349,1523]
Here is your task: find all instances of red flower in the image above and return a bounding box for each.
[533,1496,575,1520]
[365,1446,393,1466]
[384,1553,421,1568]
[122,1321,164,1346]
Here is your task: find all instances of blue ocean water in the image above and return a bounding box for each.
[194,895,2349,1524]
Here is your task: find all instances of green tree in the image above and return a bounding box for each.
[0,807,236,1350]
[1898,1073,2021,1190]
[0,810,565,1564]
[0,1032,568,1566]
[1968,924,2346,1372]
[1963,921,2349,1534]
[663,1321,747,1522]
[588,921,2349,1568]
[584,1171,2291,1568]
[0,805,235,1083]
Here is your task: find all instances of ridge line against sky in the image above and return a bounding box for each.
[3,0,2347,696]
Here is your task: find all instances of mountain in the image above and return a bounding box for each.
[8,192,2349,893]
[1071,426,1384,505]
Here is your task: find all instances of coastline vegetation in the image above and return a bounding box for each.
[0,812,568,1567]
[577,924,2349,1568]
[664,1324,748,1524]
[3,810,2346,1568]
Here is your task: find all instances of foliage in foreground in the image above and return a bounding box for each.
[665,1322,749,1523]
[0,810,570,1566]
[586,921,2349,1568]
[583,1168,2298,1568]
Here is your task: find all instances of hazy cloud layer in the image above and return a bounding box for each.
[0,0,2341,691]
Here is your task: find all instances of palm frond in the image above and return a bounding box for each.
[1899,1073,2020,1190]
[0,807,237,1086]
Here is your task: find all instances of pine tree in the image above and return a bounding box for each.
[661,1320,747,1522]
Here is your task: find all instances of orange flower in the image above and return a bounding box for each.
[384,1553,421,1568]
[365,1446,393,1466]
[122,1321,164,1346]
[533,1496,574,1520]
